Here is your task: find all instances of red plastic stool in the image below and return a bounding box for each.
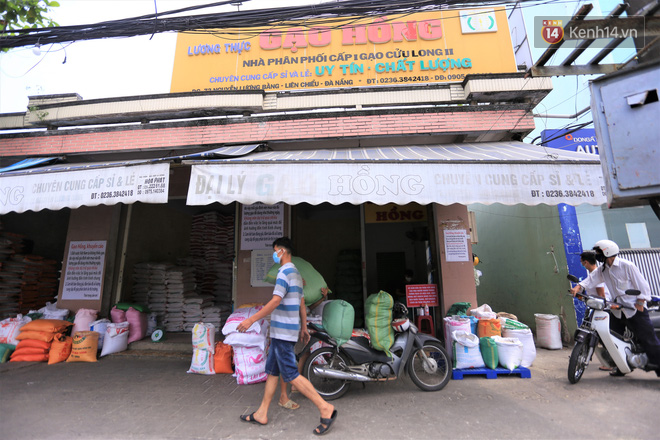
[416,315,435,336]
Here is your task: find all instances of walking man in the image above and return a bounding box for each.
[237,237,338,435]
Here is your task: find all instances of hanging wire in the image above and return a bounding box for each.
[0,0,571,49]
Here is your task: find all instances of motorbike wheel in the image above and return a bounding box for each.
[567,340,590,384]
[302,347,351,401]
[407,341,451,392]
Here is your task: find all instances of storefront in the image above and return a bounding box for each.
[0,7,606,337]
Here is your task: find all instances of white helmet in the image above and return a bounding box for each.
[391,318,410,333]
[593,239,619,258]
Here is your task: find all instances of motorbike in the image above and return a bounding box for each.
[566,274,660,384]
[301,303,451,400]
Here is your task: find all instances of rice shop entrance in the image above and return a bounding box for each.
[290,202,436,328]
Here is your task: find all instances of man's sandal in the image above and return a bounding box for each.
[313,409,337,436]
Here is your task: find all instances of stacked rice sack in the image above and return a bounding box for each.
[187,322,217,375]
[222,306,269,385]
[446,303,536,372]
[9,319,72,363]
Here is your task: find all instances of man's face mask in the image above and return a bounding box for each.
[273,248,283,264]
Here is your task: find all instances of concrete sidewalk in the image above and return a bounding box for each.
[1,345,659,440]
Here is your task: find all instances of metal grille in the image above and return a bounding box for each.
[619,249,660,299]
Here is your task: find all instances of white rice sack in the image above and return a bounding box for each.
[222,306,264,335]
[233,345,267,384]
[503,327,536,367]
[89,319,111,350]
[443,316,471,361]
[192,322,216,352]
[0,315,31,345]
[187,348,215,375]
[223,321,269,351]
[469,304,497,320]
[534,314,562,350]
[494,336,523,371]
[100,322,130,357]
[452,330,485,369]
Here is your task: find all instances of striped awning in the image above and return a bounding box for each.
[185,142,607,206]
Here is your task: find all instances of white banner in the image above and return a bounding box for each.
[187,162,607,206]
[61,241,107,301]
[0,163,170,214]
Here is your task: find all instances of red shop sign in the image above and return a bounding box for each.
[405,284,439,308]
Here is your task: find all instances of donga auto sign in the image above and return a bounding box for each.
[541,128,598,155]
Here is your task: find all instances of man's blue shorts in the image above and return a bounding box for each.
[265,338,300,383]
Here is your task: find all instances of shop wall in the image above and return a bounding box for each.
[469,203,576,339]
[120,202,192,300]
[577,204,660,250]
[600,205,660,248]
[434,204,478,317]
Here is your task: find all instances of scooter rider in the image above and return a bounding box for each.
[570,239,660,375]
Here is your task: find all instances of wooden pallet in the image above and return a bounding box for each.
[452,366,531,380]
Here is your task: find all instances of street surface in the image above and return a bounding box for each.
[1,347,658,439]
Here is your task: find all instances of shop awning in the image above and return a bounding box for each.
[185,142,607,206]
[0,161,170,214]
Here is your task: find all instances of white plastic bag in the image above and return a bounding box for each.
[89,319,111,350]
[494,336,523,371]
[503,327,536,367]
[470,304,497,320]
[39,302,69,320]
[452,330,485,369]
[535,314,562,350]
[100,322,130,357]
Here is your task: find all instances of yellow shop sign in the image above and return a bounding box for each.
[170,8,516,93]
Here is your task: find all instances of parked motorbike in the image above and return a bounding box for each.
[566,274,660,384]
[301,303,451,400]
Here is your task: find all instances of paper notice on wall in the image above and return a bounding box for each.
[444,229,470,262]
[241,202,284,250]
[61,241,107,300]
[251,249,275,287]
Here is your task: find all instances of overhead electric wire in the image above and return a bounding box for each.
[1,0,568,49]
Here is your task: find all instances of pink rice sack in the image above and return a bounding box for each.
[71,308,98,336]
[126,307,147,344]
[110,306,126,323]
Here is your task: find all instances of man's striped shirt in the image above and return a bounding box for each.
[271,262,303,342]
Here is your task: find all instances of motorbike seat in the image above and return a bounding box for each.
[346,336,392,363]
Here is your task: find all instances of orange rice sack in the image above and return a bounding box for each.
[49,335,73,365]
[9,353,49,362]
[214,341,234,374]
[15,330,56,343]
[20,319,72,334]
[66,331,99,363]
[16,339,52,350]
[10,347,49,356]
[477,318,502,338]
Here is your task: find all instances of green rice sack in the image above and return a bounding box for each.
[365,291,395,357]
[264,257,330,306]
